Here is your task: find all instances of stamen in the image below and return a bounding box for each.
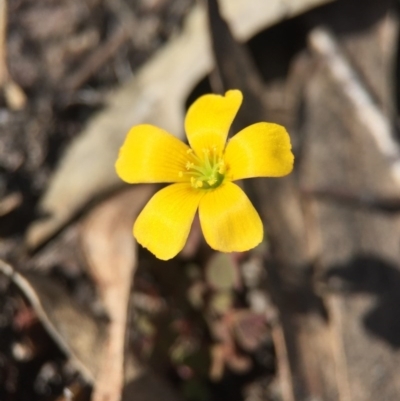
[202,148,212,171]
[186,145,225,190]
[218,161,225,174]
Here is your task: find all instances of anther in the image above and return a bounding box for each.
[186,145,225,190]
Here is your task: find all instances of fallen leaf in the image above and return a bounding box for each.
[0,259,107,382]
[80,185,154,401]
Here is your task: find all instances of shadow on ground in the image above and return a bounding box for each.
[326,254,400,348]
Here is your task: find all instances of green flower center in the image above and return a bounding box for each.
[180,147,225,189]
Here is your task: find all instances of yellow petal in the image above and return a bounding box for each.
[134,183,203,260]
[224,122,294,180]
[199,182,263,252]
[184,90,242,156]
[115,124,190,183]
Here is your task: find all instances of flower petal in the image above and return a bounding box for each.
[224,122,294,180]
[134,183,203,260]
[115,124,191,183]
[185,90,242,156]
[199,182,263,252]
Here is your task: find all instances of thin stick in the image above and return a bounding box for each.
[0,0,7,84]
[0,0,26,110]
[308,27,400,187]
[63,27,130,92]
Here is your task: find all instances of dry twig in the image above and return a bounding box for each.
[308,26,400,187]
[64,27,130,92]
[64,0,144,92]
[0,0,26,110]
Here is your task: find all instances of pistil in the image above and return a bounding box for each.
[180,147,226,189]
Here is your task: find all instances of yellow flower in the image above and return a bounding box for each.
[115,90,294,260]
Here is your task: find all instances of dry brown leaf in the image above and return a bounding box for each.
[80,186,155,401]
[0,259,107,382]
[299,3,400,400]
